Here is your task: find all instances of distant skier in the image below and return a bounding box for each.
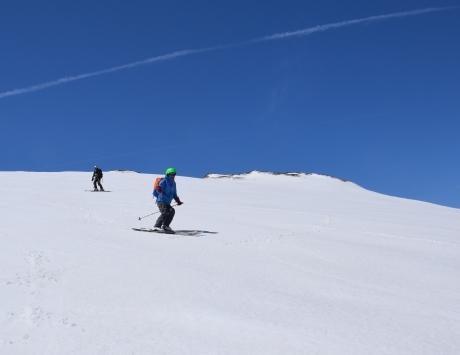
[153,168,183,232]
[91,166,104,191]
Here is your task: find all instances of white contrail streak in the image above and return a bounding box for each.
[259,7,456,40]
[0,6,457,100]
[0,50,200,99]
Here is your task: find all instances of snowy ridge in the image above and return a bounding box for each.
[0,171,459,354]
[204,170,350,182]
[110,169,139,173]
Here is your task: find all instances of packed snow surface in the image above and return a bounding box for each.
[1,171,459,354]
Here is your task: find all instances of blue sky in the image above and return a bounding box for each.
[1,1,459,208]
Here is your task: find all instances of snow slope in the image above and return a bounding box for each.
[0,171,459,354]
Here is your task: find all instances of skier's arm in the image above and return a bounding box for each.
[173,190,183,205]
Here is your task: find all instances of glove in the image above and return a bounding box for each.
[175,198,183,206]
[91,179,94,181]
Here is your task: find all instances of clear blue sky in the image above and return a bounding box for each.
[1,1,459,208]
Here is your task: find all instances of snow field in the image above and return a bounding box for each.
[0,171,459,354]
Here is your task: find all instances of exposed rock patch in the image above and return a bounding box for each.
[204,170,349,182]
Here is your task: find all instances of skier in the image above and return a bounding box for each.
[153,168,183,232]
[91,166,104,191]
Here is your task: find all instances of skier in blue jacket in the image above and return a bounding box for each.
[153,168,183,232]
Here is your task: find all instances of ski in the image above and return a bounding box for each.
[132,228,202,236]
[85,190,111,192]
[132,228,175,234]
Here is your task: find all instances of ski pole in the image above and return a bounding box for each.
[138,204,178,220]
[138,211,160,220]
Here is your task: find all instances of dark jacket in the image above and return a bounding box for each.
[92,168,103,180]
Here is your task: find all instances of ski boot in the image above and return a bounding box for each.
[162,225,175,234]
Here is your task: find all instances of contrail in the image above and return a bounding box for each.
[0,50,200,99]
[258,7,456,40]
[0,6,457,100]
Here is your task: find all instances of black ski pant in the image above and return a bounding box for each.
[93,177,103,190]
[154,201,175,228]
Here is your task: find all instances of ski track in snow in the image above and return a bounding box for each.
[1,250,76,347]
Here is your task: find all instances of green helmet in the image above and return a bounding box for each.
[166,167,177,175]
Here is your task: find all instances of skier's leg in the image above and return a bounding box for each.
[154,202,167,228]
[93,179,98,190]
[98,180,104,190]
[165,207,175,226]
[154,214,164,228]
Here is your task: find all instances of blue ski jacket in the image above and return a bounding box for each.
[156,176,178,205]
